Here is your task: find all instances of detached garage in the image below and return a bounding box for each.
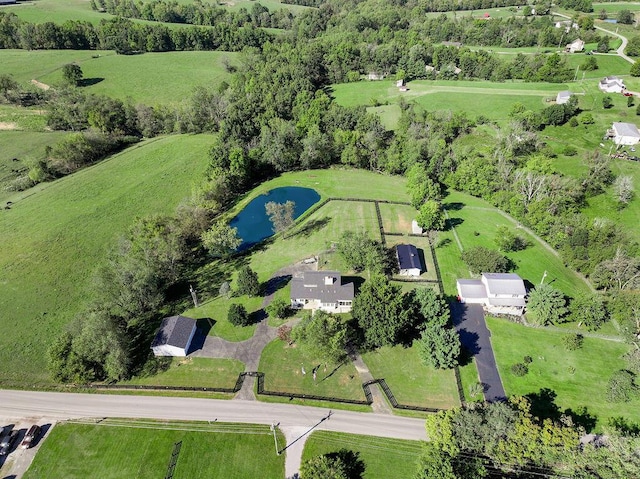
[396,244,423,276]
[612,122,640,146]
[151,315,197,357]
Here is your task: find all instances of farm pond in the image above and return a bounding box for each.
[231,186,320,249]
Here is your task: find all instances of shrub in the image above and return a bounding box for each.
[236,266,259,296]
[562,145,578,156]
[607,370,637,403]
[562,333,584,351]
[462,246,511,274]
[511,363,529,376]
[277,324,292,344]
[581,113,595,124]
[266,297,290,319]
[523,355,533,364]
[227,303,250,326]
[568,117,579,127]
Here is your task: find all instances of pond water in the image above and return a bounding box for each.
[230,186,321,250]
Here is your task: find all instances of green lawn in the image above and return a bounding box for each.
[0,49,238,105]
[258,339,367,401]
[593,2,640,13]
[302,431,424,479]
[4,0,113,24]
[362,345,461,409]
[377,202,414,233]
[436,190,593,298]
[24,422,285,479]
[487,316,638,430]
[122,357,244,389]
[0,134,213,387]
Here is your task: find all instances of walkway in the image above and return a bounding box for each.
[451,303,506,402]
[351,353,392,415]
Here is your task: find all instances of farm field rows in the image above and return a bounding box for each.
[0,134,213,386]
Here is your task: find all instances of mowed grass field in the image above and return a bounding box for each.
[302,431,424,479]
[24,421,285,479]
[362,345,461,409]
[434,190,592,297]
[487,317,638,429]
[0,49,238,105]
[0,134,213,387]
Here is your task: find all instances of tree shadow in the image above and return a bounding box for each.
[78,77,104,87]
[342,275,366,294]
[436,237,451,248]
[526,388,597,432]
[261,274,292,297]
[250,308,267,324]
[287,216,331,238]
[444,202,464,211]
[457,329,481,357]
[325,449,366,479]
[417,248,427,274]
[444,217,463,231]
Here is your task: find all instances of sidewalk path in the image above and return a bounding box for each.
[351,353,392,414]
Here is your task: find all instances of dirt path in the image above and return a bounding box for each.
[30,79,50,90]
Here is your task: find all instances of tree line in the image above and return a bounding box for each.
[0,12,271,53]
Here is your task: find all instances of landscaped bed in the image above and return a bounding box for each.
[362,345,461,410]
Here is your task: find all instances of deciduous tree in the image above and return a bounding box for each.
[265,200,296,234]
[201,220,241,257]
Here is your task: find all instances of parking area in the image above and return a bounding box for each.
[0,417,55,479]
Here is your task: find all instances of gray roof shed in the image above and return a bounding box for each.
[396,244,422,271]
[151,315,197,349]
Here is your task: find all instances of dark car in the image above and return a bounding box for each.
[0,430,18,456]
[20,425,41,450]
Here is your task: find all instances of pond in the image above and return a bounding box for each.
[230,186,321,250]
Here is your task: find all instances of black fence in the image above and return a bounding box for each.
[363,379,441,413]
[453,367,466,407]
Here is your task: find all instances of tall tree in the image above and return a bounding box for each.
[236,265,260,296]
[416,200,446,231]
[527,283,567,325]
[201,220,241,257]
[291,311,350,363]
[62,63,83,86]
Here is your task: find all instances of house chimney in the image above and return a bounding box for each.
[324,276,335,285]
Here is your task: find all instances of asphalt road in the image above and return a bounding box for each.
[0,390,427,441]
[452,303,506,402]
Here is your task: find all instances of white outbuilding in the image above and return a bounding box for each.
[599,76,625,93]
[556,91,572,105]
[151,315,197,356]
[457,273,527,316]
[612,122,640,146]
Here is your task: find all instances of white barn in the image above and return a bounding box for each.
[612,122,640,146]
[396,244,423,276]
[151,315,197,357]
[457,273,527,316]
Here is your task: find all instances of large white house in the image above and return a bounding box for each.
[599,76,626,93]
[565,38,584,53]
[151,315,197,356]
[290,271,354,313]
[456,273,527,316]
[612,122,640,145]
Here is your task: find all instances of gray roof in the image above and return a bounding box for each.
[290,271,354,303]
[482,273,526,296]
[457,279,486,299]
[151,315,196,349]
[613,122,640,138]
[396,244,422,271]
[557,91,571,100]
[488,297,526,307]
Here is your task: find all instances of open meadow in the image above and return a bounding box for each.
[0,134,213,387]
[302,430,424,479]
[0,49,239,105]
[23,421,285,479]
[487,316,638,429]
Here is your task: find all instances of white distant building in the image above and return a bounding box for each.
[565,38,585,53]
[411,220,423,235]
[368,72,384,80]
[151,315,197,356]
[396,79,405,87]
[599,76,625,93]
[556,91,572,104]
[612,122,640,145]
[555,20,579,32]
[457,273,527,316]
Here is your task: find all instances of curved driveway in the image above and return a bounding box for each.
[0,390,427,441]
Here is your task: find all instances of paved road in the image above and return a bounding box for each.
[0,390,427,441]
[452,303,506,402]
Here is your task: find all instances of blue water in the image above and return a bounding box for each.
[230,186,321,250]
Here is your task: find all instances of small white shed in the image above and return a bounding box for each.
[151,315,197,357]
[613,122,640,146]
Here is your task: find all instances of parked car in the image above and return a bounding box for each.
[623,91,634,97]
[20,425,41,449]
[0,430,18,455]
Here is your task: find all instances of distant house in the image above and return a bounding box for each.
[396,79,405,87]
[565,38,584,53]
[599,76,625,93]
[368,72,384,81]
[612,122,640,145]
[411,220,423,235]
[442,41,462,48]
[151,315,197,357]
[456,273,527,316]
[556,91,572,105]
[396,244,423,277]
[555,20,579,32]
[290,271,354,313]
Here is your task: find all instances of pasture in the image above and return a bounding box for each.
[0,49,239,105]
[487,316,638,429]
[0,134,213,387]
[23,421,285,479]
[302,431,424,479]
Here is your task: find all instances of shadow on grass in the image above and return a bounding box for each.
[444,202,464,211]
[444,217,464,231]
[188,318,215,354]
[526,388,597,432]
[79,77,104,87]
[262,274,292,297]
[287,216,331,238]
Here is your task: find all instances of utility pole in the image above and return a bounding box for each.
[540,270,548,285]
[270,422,280,455]
[189,284,199,308]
